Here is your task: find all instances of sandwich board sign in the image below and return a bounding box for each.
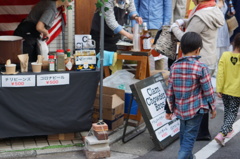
[130,73,179,150]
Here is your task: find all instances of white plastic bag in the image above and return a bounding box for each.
[103,70,140,93]
[37,39,49,61]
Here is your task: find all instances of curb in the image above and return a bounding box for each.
[0,150,36,159]
[0,123,146,158]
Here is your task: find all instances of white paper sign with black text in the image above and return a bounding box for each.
[37,74,70,86]
[141,81,166,118]
[2,75,35,87]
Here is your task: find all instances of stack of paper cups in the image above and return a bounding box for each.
[132,24,140,51]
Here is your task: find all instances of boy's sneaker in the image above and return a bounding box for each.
[226,130,234,138]
[214,133,225,146]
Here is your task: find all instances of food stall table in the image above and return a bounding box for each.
[0,70,100,138]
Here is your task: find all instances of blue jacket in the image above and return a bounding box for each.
[134,0,172,30]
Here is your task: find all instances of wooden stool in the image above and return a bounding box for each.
[104,50,150,80]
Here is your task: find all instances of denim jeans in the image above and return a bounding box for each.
[178,114,203,159]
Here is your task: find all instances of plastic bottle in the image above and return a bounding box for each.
[55,49,65,72]
[140,23,151,52]
[48,55,55,72]
[65,49,74,71]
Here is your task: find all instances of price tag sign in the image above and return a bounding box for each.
[2,75,35,87]
[150,113,168,131]
[155,124,171,142]
[37,73,70,86]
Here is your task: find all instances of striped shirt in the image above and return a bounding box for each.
[167,56,215,120]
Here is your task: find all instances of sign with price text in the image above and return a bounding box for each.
[2,75,35,87]
[37,73,70,86]
[130,73,179,150]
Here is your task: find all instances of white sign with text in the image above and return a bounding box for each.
[37,74,70,86]
[141,82,166,118]
[155,124,171,142]
[150,113,168,131]
[170,119,180,137]
[2,75,35,87]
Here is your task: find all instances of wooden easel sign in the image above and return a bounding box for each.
[130,73,179,150]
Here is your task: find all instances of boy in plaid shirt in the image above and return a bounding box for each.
[165,32,216,159]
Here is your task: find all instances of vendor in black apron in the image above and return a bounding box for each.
[14,0,73,62]
[90,0,143,54]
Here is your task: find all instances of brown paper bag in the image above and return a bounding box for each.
[18,54,29,72]
[226,16,239,32]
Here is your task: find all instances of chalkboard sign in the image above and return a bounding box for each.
[130,73,179,150]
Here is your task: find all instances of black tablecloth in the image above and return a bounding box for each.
[0,70,100,138]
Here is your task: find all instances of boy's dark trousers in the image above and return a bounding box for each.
[196,113,211,141]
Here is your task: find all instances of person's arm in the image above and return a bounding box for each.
[104,0,122,34]
[128,0,143,27]
[172,16,205,41]
[166,72,175,120]
[119,29,133,40]
[36,21,50,40]
[166,71,175,111]
[200,66,216,118]
[104,0,142,40]
[216,53,225,97]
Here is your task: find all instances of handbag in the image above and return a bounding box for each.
[226,16,239,32]
[155,25,178,60]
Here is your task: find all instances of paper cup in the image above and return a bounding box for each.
[31,62,42,73]
[5,64,16,74]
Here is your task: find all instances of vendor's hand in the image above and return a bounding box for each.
[217,92,222,98]
[165,113,173,120]
[169,23,179,32]
[175,19,184,26]
[135,16,143,25]
[210,110,217,119]
[126,32,133,40]
[41,33,50,42]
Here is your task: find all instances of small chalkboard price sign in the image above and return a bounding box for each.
[130,73,179,150]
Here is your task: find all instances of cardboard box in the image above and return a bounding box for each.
[104,115,124,130]
[150,70,169,85]
[94,86,125,108]
[48,133,75,140]
[93,103,124,121]
[93,86,125,130]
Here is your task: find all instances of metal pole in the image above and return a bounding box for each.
[98,4,104,123]
[61,15,65,51]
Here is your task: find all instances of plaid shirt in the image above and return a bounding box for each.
[167,56,215,120]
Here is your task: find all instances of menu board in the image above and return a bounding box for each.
[130,73,179,150]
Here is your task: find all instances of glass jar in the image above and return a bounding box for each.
[48,55,55,72]
[55,49,65,72]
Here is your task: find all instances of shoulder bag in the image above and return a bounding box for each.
[154,25,178,60]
